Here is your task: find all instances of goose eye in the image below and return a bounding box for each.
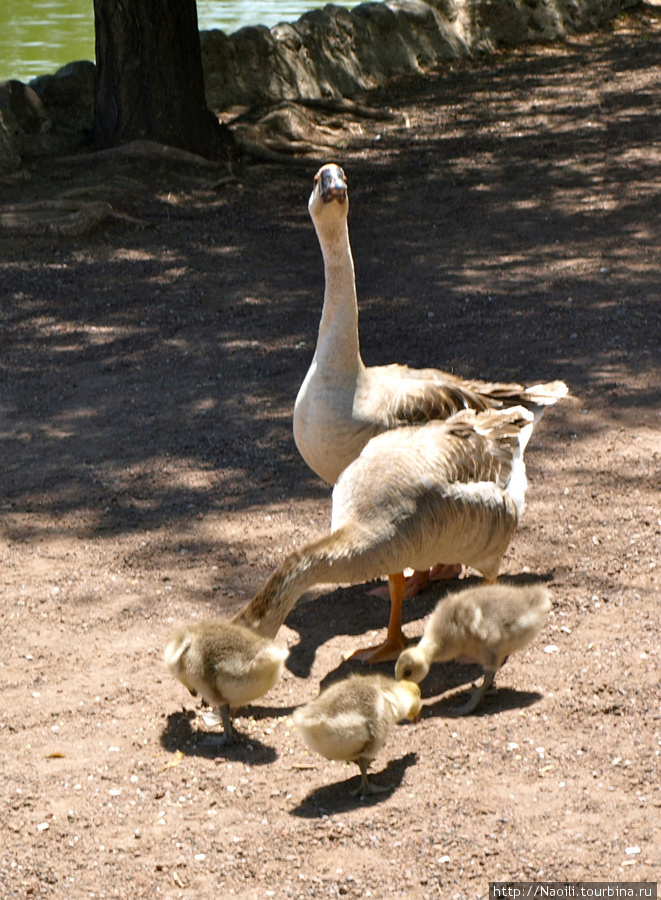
[404,668,413,679]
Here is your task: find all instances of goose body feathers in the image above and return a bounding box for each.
[234,406,534,645]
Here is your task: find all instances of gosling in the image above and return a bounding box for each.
[395,583,551,714]
[164,620,289,744]
[293,674,421,796]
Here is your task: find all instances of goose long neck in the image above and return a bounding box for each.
[314,216,363,373]
[231,527,368,639]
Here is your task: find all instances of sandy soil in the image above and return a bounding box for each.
[1,6,660,899]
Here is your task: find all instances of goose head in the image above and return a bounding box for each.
[309,163,349,230]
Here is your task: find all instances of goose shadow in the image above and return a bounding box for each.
[289,751,419,817]
[284,578,458,679]
[159,709,278,764]
[313,648,487,693]
[283,573,554,680]
[316,655,395,691]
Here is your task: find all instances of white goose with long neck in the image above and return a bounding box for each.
[294,164,373,483]
[293,163,568,487]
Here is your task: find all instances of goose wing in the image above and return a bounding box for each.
[364,364,567,427]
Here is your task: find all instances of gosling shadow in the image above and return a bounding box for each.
[289,751,419,817]
[422,686,544,719]
[160,709,278,764]
[239,702,298,720]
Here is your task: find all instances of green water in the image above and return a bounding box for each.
[0,0,360,83]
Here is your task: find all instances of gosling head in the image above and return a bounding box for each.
[395,679,423,722]
[309,163,349,225]
[395,646,430,685]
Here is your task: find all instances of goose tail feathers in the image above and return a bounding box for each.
[520,380,569,422]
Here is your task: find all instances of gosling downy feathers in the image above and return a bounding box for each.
[233,405,534,662]
[293,162,568,487]
[293,673,421,795]
[395,582,551,714]
[163,620,289,744]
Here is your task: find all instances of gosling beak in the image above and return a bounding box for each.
[318,163,347,203]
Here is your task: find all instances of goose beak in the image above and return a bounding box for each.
[316,164,347,203]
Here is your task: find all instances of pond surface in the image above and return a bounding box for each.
[0,0,359,82]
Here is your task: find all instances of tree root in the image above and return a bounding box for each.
[0,199,144,236]
[57,138,232,171]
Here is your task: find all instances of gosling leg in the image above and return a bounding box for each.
[351,758,389,797]
[218,703,235,744]
[457,669,496,716]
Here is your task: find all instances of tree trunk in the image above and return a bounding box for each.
[92,0,235,163]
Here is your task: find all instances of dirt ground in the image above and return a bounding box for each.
[1,6,660,899]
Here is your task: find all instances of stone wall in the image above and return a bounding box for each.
[0,62,95,175]
[0,0,638,175]
[200,0,634,113]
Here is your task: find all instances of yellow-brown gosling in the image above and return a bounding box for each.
[293,674,421,796]
[395,583,551,714]
[164,620,289,744]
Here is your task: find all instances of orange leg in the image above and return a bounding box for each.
[350,573,412,664]
[368,564,462,601]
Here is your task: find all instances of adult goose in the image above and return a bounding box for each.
[234,405,534,663]
[293,163,567,595]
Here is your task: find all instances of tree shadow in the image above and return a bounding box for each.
[2,18,660,599]
[289,751,419,817]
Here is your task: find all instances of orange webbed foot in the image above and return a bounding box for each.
[348,633,412,664]
[428,563,463,582]
[352,573,412,663]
